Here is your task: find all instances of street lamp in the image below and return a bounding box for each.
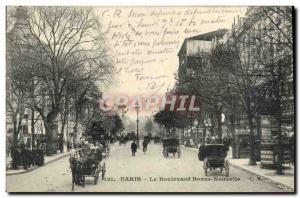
[135,102,140,147]
[249,101,257,165]
[23,113,29,147]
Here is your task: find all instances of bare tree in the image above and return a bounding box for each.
[250,6,293,174]
[9,6,114,154]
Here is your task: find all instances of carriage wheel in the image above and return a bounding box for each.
[101,162,106,179]
[94,167,100,184]
[71,174,75,191]
[94,175,98,185]
[163,150,167,158]
[102,169,106,180]
[225,160,229,177]
[203,160,208,176]
[74,175,79,185]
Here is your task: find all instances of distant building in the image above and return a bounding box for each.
[176,7,293,153]
[177,29,228,85]
[177,29,228,146]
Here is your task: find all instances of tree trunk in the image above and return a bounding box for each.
[44,110,59,155]
[217,111,222,143]
[202,125,206,146]
[230,114,237,159]
[13,110,23,146]
[256,114,262,161]
[248,109,257,165]
[13,120,19,146]
[31,109,35,148]
[276,110,284,175]
[196,120,200,147]
[74,109,80,145]
[60,116,66,153]
[181,128,184,145]
[210,114,214,137]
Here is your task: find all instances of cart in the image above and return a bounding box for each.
[162,138,181,158]
[153,135,160,144]
[202,144,229,177]
[69,145,106,190]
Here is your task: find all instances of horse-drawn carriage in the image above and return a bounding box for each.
[88,121,110,157]
[143,135,151,144]
[200,144,229,177]
[153,135,160,144]
[162,137,181,158]
[69,144,106,190]
[118,134,127,146]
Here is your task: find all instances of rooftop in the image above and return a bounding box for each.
[178,29,229,56]
[186,29,228,41]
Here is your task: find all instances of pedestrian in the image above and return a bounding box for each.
[20,146,28,170]
[131,140,137,156]
[11,145,20,170]
[142,140,148,154]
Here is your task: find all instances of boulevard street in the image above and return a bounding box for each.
[6,143,286,192]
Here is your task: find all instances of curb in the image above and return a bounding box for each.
[6,146,118,176]
[228,162,294,191]
[180,145,198,152]
[6,152,71,176]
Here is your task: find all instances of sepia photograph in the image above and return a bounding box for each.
[5,5,295,193]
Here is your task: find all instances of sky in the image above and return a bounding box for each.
[95,7,247,119]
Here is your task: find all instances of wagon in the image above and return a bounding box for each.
[119,136,127,146]
[144,135,151,144]
[88,121,111,157]
[153,135,160,144]
[162,138,181,158]
[202,144,229,177]
[69,146,106,190]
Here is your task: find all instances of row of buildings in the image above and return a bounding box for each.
[175,7,294,163]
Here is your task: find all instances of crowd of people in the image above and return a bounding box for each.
[10,143,45,170]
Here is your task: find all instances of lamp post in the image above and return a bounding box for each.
[249,101,257,165]
[135,102,140,147]
[24,113,29,148]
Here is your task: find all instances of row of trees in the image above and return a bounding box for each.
[154,7,293,174]
[7,7,115,154]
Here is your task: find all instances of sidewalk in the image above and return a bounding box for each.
[6,150,74,176]
[229,158,294,191]
[6,143,121,176]
[182,145,295,191]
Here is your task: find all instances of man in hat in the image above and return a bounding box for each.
[131,140,137,156]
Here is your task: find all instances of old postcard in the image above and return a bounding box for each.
[6,6,295,193]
